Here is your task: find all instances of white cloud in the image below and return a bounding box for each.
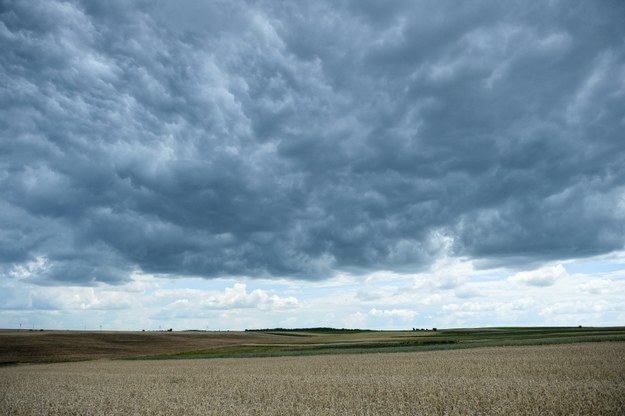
[3,239,625,332]
[2,285,135,312]
[420,294,443,305]
[579,279,612,294]
[64,288,134,310]
[201,283,298,310]
[442,298,536,323]
[434,275,464,290]
[344,312,367,328]
[369,308,417,320]
[509,264,568,287]
[8,256,49,280]
[540,300,607,316]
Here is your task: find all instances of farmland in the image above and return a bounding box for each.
[1,326,624,364]
[1,328,624,414]
[0,329,290,365]
[1,342,624,415]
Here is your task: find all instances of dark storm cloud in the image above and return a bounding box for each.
[1,0,625,285]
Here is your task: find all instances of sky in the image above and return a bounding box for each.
[1,0,625,331]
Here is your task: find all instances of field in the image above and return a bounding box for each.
[0,330,291,364]
[1,326,625,364]
[1,328,624,414]
[1,342,624,415]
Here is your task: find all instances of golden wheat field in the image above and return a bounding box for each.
[1,342,624,415]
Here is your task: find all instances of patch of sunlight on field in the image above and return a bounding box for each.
[1,342,624,415]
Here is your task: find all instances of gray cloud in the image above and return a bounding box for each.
[1,0,625,285]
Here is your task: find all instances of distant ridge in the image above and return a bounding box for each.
[245,327,373,333]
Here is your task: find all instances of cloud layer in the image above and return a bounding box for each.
[2,257,624,331]
[2,0,625,285]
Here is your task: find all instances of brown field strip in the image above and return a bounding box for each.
[0,330,289,364]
